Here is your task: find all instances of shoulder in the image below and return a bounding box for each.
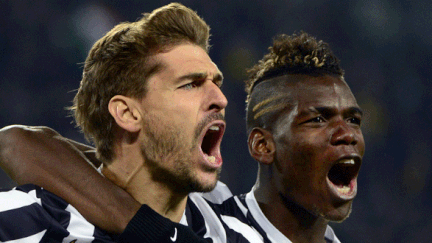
[0,184,115,242]
[0,185,59,242]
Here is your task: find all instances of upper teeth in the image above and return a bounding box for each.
[209,125,220,131]
[339,159,355,165]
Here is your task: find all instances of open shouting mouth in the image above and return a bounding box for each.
[199,121,225,169]
[327,156,362,200]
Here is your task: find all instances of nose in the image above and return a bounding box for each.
[206,82,228,112]
[330,121,357,146]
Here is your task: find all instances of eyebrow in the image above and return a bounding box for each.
[348,107,363,116]
[178,72,224,85]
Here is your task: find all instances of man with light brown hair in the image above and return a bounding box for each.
[0,3,229,242]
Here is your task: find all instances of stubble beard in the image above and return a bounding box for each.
[140,115,220,194]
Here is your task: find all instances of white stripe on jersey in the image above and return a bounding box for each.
[1,230,46,243]
[324,226,340,243]
[0,188,41,212]
[233,196,248,216]
[191,182,266,242]
[189,193,227,243]
[179,210,188,226]
[243,189,287,242]
[220,215,264,243]
[0,185,114,243]
[201,181,233,204]
[63,204,95,242]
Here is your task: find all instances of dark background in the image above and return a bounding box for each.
[1,1,431,242]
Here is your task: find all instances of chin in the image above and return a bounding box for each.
[319,202,353,223]
[195,182,217,193]
[190,168,220,192]
[188,178,217,193]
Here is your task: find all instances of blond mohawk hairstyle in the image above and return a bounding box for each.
[245,32,344,133]
[245,32,344,100]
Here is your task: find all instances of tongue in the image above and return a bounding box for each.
[327,177,357,200]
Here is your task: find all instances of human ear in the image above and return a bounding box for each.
[248,128,275,164]
[108,95,142,133]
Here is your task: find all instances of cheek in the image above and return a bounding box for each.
[358,132,366,155]
[164,105,196,126]
[289,137,328,179]
[172,102,199,124]
[276,139,310,179]
[289,136,320,165]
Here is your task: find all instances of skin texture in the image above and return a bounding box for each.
[99,43,227,222]
[251,74,365,243]
[136,44,226,193]
[0,125,139,233]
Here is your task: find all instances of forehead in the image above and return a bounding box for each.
[279,74,358,108]
[153,44,221,79]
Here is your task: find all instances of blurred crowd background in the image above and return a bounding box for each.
[1,1,431,242]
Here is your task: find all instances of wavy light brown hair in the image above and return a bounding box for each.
[245,32,344,133]
[70,3,210,163]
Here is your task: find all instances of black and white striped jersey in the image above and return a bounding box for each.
[0,184,115,242]
[0,183,341,243]
[191,182,341,243]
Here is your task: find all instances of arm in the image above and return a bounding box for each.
[0,125,210,243]
[0,125,139,233]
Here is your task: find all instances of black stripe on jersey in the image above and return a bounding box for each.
[203,197,258,243]
[0,203,53,242]
[17,185,71,242]
[28,185,116,243]
[1,185,116,242]
[32,186,71,228]
[235,194,272,243]
[185,197,213,242]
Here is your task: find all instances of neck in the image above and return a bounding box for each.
[254,175,328,243]
[102,145,188,223]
